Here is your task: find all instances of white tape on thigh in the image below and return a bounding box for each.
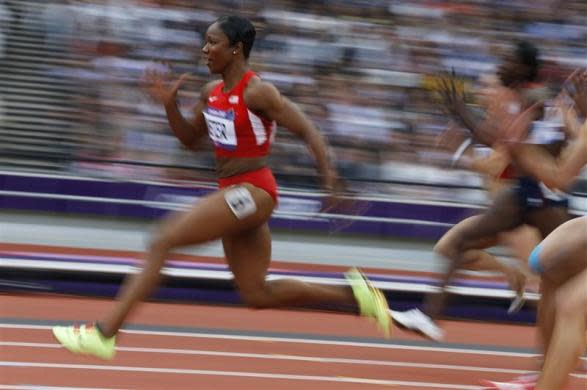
[224,186,257,220]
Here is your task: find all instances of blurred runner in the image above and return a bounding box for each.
[483,70,587,390]
[392,42,570,344]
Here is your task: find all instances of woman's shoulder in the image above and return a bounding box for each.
[245,74,273,92]
[201,79,223,98]
[244,76,281,108]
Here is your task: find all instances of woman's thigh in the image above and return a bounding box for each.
[498,225,542,262]
[157,183,275,249]
[436,215,499,253]
[538,217,587,285]
[456,188,524,248]
[525,206,570,240]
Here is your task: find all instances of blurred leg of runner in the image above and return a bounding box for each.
[483,216,587,390]
[438,216,528,310]
[391,212,527,341]
[537,268,587,390]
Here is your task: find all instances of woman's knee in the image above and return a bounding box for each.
[434,217,479,256]
[147,229,175,257]
[434,233,461,258]
[433,240,450,258]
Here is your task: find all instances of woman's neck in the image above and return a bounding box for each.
[222,61,249,92]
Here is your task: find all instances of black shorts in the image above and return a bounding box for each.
[514,176,569,212]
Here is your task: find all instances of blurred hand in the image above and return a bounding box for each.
[554,92,581,139]
[564,69,587,118]
[140,65,190,108]
[321,169,347,212]
[501,100,544,155]
[321,167,338,193]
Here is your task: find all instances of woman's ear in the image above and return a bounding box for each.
[233,42,244,55]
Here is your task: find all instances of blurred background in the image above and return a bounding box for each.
[1,0,587,365]
[0,0,586,207]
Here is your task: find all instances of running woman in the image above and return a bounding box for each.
[393,42,570,344]
[484,70,587,390]
[52,15,390,360]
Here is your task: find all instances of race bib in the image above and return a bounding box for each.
[224,186,257,219]
[203,107,237,150]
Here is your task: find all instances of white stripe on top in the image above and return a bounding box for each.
[247,109,268,145]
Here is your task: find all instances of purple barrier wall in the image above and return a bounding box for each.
[0,172,484,239]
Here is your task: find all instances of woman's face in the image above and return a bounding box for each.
[202,22,234,74]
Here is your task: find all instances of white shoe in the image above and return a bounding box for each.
[389,308,444,342]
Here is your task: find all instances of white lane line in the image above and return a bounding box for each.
[0,361,484,389]
[0,341,530,375]
[0,323,538,358]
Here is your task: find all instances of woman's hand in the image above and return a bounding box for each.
[564,69,587,118]
[141,66,190,108]
[321,168,348,212]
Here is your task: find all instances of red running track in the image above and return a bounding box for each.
[1,294,586,390]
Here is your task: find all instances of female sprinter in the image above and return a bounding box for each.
[392,43,572,344]
[485,70,587,390]
[52,15,390,360]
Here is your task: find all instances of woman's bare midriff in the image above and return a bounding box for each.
[216,156,268,178]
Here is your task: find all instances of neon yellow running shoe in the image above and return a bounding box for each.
[345,267,391,338]
[52,324,116,360]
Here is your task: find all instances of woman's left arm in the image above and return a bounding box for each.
[246,80,336,190]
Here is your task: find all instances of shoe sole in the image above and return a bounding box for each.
[389,310,442,342]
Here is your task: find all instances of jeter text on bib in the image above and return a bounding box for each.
[203,107,237,150]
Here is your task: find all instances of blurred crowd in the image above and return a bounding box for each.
[0,0,586,196]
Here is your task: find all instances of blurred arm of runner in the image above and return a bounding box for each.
[436,74,532,147]
[564,69,587,119]
[142,68,217,150]
[508,119,587,191]
[505,69,587,191]
[552,69,587,140]
[556,95,582,139]
[436,123,509,177]
[246,79,338,194]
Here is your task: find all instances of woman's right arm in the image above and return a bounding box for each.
[509,120,587,190]
[143,69,217,150]
[164,80,218,150]
[509,70,587,190]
